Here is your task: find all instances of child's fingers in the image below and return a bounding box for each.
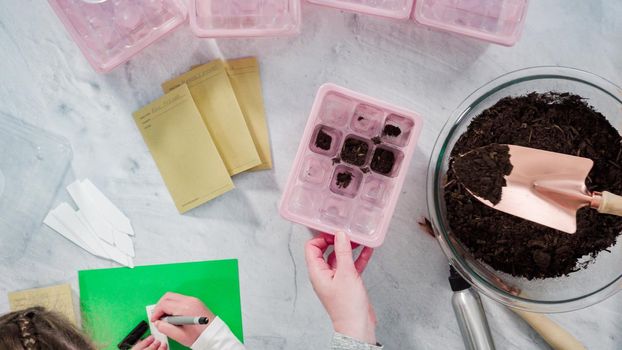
[147,341,162,350]
[334,232,355,273]
[151,299,187,321]
[131,336,155,350]
[155,320,186,341]
[354,247,374,274]
[158,342,168,350]
[327,251,337,269]
[305,236,332,277]
[318,232,335,244]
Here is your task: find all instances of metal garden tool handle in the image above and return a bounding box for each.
[451,288,496,350]
[596,191,622,216]
[512,310,586,350]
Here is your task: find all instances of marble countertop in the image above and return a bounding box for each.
[1,1,621,349]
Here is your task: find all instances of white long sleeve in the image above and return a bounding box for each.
[190,317,245,350]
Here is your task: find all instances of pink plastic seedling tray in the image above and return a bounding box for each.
[48,0,187,73]
[307,0,415,19]
[280,84,423,247]
[413,0,529,46]
[190,0,302,38]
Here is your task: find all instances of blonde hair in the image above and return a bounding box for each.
[0,307,97,350]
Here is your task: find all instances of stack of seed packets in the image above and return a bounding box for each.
[134,58,272,214]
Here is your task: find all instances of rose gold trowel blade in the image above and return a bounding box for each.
[470,145,595,234]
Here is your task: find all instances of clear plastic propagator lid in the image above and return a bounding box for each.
[190,0,302,37]
[48,0,188,73]
[0,115,72,261]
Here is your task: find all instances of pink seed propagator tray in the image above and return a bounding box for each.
[280,84,423,247]
[48,0,187,73]
[190,0,302,38]
[413,0,529,46]
[307,0,415,19]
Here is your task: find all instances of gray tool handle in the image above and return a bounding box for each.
[452,288,496,350]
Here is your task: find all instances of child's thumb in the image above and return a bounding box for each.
[334,232,355,272]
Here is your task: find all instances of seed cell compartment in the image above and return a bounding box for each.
[280,84,423,247]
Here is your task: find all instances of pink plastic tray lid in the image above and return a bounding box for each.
[190,0,302,38]
[48,0,187,73]
[307,0,415,19]
[279,84,423,248]
[413,0,529,46]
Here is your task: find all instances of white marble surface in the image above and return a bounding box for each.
[1,1,622,349]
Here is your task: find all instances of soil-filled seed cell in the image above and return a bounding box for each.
[316,129,332,150]
[341,136,370,166]
[309,125,342,157]
[371,146,403,177]
[371,148,394,174]
[330,165,363,198]
[382,114,414,147]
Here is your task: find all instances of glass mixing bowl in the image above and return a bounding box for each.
[427,66,622,313]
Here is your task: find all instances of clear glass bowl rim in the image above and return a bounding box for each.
[426,66,622,313]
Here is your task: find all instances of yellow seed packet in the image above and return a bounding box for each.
[224,57,273,171]
[162,60,261,175]
[133,85,234,213]
[8,284,77,325]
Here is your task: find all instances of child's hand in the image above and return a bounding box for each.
[305,231,376,345]
[150,292,216,347]
[131,335,167,350]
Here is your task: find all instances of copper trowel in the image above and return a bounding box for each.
[456,144,622,233]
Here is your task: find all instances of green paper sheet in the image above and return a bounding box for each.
[79,259,243,350]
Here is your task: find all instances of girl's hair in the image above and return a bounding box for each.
[0,307,97,350]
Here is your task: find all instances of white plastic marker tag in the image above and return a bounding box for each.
[67,180,115,245]
[80,179,135,236]
[46,203,134,268]
[69,179,135,257]
[48,203,110,259]
[113,228,135,257]
[44,210,100,257]
[146,305,169,346]
[74,209,135,268]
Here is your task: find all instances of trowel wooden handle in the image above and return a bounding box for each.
[513,309,586,350]
[598,191,622,217]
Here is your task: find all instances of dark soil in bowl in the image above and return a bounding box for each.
[341,138,369,166]
[371,148,395,175]
[336,172,353,189]
[445,92,622,279]
[453,144,513,205]
[315,129,333,151]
